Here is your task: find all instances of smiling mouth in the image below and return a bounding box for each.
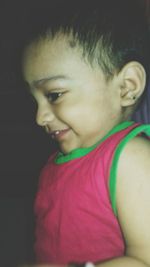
[50,129,70,140]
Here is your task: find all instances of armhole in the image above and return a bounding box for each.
[109,125,150,216]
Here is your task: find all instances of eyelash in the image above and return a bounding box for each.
[45,92,63,103]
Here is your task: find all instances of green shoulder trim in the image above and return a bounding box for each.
[109,124,150,216]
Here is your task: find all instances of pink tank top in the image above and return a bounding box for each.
[34,121,150,264]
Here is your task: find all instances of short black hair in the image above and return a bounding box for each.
[24,0,150,81]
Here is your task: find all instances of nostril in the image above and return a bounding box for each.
[36,109,55,126]
[36,114,48,126]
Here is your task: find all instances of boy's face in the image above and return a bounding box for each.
[23,36,122,154]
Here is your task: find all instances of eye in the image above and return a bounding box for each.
[46,92,63,103]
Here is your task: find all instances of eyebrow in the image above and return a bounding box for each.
[31,75,71,87]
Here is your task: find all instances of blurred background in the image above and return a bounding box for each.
[0,1,149,266]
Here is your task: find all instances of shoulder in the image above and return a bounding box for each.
[115,135,150,217]
[116,135,150,262]
[117,135,150,209]
[117,135,150,183]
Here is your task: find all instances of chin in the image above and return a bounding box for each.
[59,142,78,155]
[59,144,69,155]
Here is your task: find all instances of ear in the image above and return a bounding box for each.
[119,62,146,107]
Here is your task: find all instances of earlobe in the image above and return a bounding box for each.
[120,62,146,107]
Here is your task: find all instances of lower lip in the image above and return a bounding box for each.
[51,129,70,140]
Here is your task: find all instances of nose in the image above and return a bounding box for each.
[36,103,55,126]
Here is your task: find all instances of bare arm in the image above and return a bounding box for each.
[96,136,150,267]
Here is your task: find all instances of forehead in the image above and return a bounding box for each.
[22,34,108,90]
[23,35,85,83]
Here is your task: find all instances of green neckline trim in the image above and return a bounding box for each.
[55,121,134,164]
[109,124,150,216]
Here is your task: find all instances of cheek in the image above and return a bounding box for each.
[55,105,86,130]
[67,106,100,129]
[55,93,108,126]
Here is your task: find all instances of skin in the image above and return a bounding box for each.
[23,35,123,155]
[22,35,150,266]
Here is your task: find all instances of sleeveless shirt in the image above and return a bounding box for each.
[34,121,150,264]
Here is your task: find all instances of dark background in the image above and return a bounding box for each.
[0,1,149,267]
[0,2,56,266]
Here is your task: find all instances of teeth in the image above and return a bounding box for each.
[55,131,60,135]
[50,130,62,139]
